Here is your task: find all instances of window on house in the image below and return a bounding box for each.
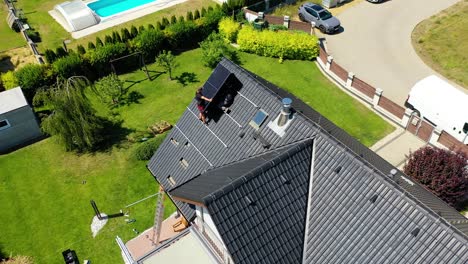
[171,138,179,146]
[0,119,11,131]
[179,158,188,169]
[167,175,176,186]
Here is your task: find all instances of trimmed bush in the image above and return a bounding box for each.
[237,26,319,60]
[200,33,238,68]
[1,71,18,90]
[170,15,177,25]
[56,47,68,58]
[15,64,50,100]
[199,8,225,37]
[87,42,128,76]
[162,17,170,27]
[404,146,468,209]
[218,17,240,43]
[194,10,201,20]
[138,25,145,33]
[179,16,185,23]
[95,36,104,47]
[44,49,57,63]
[104,35,113,44]
[77,45,86,55]
[52,53,83,79]
[112,31,122,43]
[88,42,96,50]
[156,21,164,30]
[133,136,165,160]
[121,28,131,42]
[165,21,200,49]
[201,7,207,17]
[186,11,194,21]
[148,24,155,30]
[133,29,165,60]
[130,25,139,38]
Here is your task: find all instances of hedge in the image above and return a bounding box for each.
[14,64,51,101]
[86,42,128,76]
[53,53,84,79]
[133,29,165,60]
[218,17,240,43]
[237,26,319,60]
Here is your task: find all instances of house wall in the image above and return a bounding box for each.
[0,106,42,152]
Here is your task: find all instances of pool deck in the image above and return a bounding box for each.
[49,0,188,39]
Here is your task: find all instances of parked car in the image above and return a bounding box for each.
[367,0,384,3]
[298,3,341,34]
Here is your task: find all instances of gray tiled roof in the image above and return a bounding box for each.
[147,59,468,263]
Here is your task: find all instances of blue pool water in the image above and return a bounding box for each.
[88,0,156,17]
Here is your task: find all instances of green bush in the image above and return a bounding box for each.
[112,31,122,43]
[95,36,104,47]
[44,49,57,63]
[133,29,165,60]
[269,24,287,31]
[218,17,240,43]
[162,17,170,27]
[201,7,207,17]
[77,45,86,55]
[194,10,201,20]
[148,24,155,30]
[138,25,145,33]
[130,25,138,38]
[87,42,128,76]
[26,30,41,42]
[186,11,194,21]
[88,42,96,50]
[156,21,164,30]
[121,28,131,42]
[52,53,83,79]
[237,26,319,60]
[104,35,113,44]
[165,21,200,49]
[170,15,177,24]
[179,16,185,23]
[133,136,165,160]
[199,8,225,36]
[200,33,238,68]
[14,64,50,100]
[1,71,18,90]
[56,47,68,58]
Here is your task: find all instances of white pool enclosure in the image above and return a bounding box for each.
[54,0,100,32]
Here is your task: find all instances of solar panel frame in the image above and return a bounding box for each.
[202,65,232,107]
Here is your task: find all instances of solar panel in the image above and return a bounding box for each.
[202,64,232,99]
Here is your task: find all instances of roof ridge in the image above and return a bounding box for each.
[203,138,313,205]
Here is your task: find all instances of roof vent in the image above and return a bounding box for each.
[369,194,378,203]
[411,228,420,237]
[334,166,342,173]
[277,98,292,127]
[390,169,398,179]
[280,175,290,184]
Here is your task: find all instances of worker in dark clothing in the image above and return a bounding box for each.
[195,87,212,124]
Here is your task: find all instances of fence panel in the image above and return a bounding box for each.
[330,61,347,82]
[265,15,283,25]
[352,77,375,99]
[438,132,468,155]
[289,20,311,33]
[377,96,405,119]
[319,45,327,64]
[417,120,434,142]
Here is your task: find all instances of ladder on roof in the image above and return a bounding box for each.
[152,186,165,246]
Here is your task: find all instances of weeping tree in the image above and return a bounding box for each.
[39,77,104,152]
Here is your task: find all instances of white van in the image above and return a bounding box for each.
[405,75,468,144]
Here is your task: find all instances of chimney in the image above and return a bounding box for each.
[277,98,292,127]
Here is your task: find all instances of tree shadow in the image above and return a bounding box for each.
[146,70,165,81]
[0,56,15,72]
[175,72,199,86]
[95,118,135,152]
[105,212,124,219]
[126,91,144,104]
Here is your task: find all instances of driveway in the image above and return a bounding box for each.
[323,0,461,105]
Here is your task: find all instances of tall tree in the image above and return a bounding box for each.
[404,146,468,209]
[40,77,104,152]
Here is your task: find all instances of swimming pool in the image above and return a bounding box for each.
[87,0,156,17]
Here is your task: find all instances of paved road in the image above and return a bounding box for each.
[323,0,461,105]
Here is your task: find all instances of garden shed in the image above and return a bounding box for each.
[0,87,42,153]
[54,0,100,32]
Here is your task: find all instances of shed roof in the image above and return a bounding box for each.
[0,87,28,114]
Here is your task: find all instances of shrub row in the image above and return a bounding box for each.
[3,6,225,102]
[218,17,241,43]
[237,26,319,60]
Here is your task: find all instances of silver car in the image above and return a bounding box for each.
[298,3,341,34]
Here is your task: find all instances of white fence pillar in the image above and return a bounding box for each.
[283,16,290,28]
[429,127,442,145]
[346,72,354,88]
[401,108,413,128]
[372,88,383,107]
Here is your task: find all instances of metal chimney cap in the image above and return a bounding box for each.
[282,98,292,105]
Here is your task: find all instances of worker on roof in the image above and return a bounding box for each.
[195,87,212,124]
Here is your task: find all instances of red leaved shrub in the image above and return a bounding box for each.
[404,146,468,209]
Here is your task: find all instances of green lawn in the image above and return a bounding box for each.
[0,5,25,51]
[0,49,393,263]
[412,0,468,89]
[11,0,217,51]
